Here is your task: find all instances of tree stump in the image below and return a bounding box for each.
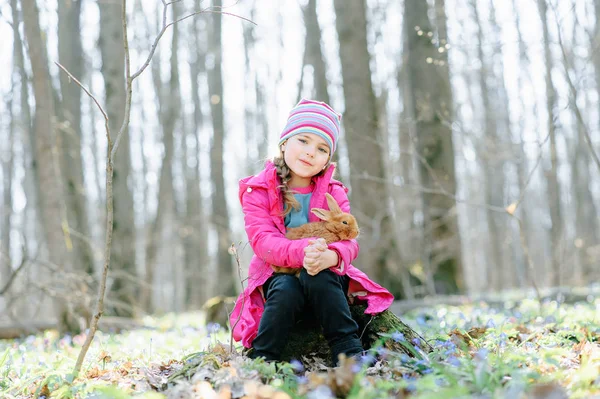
[203,295,236,328]
[249,304,432,366]
[202,296,432,366]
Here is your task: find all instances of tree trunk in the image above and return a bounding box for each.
[57,0,95,277]
[594,0,600,135]
[88,79,105,207]
[21,0,72,330]
[571,115,598,284]
[242,3,259,176]
[99,0,137,317]
[299,0,330,104]
[570,10,600,282]
[184,0,210,309]
[537,0,563,287]
[143,4,180,313]
[10,0,43,321]
[510,0,535,289]
[1,85,15,284]
[397,56,430,296]
[403,0,463,294]
[333,0,390,283]
[207,0,234,296]
[471,0,504,292]
[10,0,38,248]
[488,0,518,289]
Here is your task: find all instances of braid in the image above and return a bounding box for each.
[273,155,300,217]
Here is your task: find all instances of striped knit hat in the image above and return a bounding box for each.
[279,99,342,154]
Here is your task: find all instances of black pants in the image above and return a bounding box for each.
[250,268,363,365]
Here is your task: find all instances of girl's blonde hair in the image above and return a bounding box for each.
[273,155,300,217]
[274,145,332,217]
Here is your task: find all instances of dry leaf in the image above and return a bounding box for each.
[98,350,112,363]
[39,383,50,398]
[194,381,218,399]
[516,325,531,334]
[505,203,517,215]
[466,327,487,339]
[257,384,276,398]
[218,385,232,399]
[272,391,292,399]
[449,329,471,346]
[529,382,568,399]
[243,380,260,397]
[86,366,110,379]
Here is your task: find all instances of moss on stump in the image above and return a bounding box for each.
[204,296,431,366]
[244,304,431,366]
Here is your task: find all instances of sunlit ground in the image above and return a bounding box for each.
[0,297,599,398]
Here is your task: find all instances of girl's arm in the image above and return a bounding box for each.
[327,184,360,275]
[242,188,313,268]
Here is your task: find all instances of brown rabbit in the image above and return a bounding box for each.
[271,193,359,276]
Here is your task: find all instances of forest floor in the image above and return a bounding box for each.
[0,295,599,399]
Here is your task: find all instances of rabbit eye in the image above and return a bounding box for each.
[342,221,348,225]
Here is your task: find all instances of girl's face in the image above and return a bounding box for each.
[281,133,331,187]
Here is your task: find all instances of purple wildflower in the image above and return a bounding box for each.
[447,356,460,367]
[475,348,489,361]
[290,359,304,373]
[392,332,405,342]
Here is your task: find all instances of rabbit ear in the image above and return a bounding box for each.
[311,208,331,221]
[325,193,341,213]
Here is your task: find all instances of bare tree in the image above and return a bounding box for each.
[510,0,536,288]
[21,0,74,330]
[403,0,463,293]
[99,0,137,316]
[10,0,37,247]
[537,0,564,286]
[593,0,600,133]
[184,0,210,308]
[568,3,600,282]
[57,0,96,277]
[242,3,259,176]
[1,83,15,283]
[488,0,519,289]
[297,0,330,104]
[471,0,505,292]
[207,0,234,296]
[143,3,181,312]
[333,0,391,282]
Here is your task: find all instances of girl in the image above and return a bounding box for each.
[229,99,394,366]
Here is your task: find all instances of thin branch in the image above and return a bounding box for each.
[130,6,255,83]
[110,0,133,161]
[509,214,541,301]
[73,0,256,377]
[511,130,551,211]
[55,62,111,144]
[551,3,600,172]
[229,243,246,353]
[0,256,28,296]
[73,0,132,376]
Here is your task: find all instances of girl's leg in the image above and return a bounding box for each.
[299,269,363,365]
[250,274,305,361]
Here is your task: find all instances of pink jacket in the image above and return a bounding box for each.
[229,161,394,348]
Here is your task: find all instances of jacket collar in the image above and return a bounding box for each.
[238,161,338,214]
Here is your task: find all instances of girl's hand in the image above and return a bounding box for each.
[303,239,338,276]
[306,238,327,252]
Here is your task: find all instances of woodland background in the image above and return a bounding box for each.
[0,0,599,333]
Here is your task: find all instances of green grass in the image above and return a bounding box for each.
[0,297,599,398]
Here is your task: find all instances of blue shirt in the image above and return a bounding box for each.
[284,185,314,228]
